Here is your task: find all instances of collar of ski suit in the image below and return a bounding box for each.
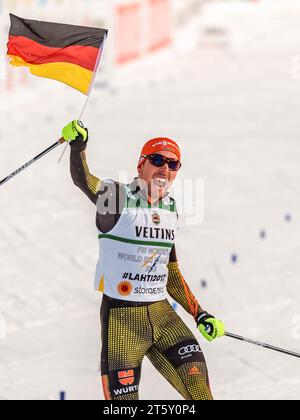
[128,177,170,207]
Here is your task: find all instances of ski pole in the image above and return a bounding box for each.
[0,137,65,187]
[226,332,300,359]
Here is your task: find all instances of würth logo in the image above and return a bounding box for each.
[118,370,135,386]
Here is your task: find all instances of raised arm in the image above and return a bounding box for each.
[70,145,102,205]
[63,120,102,204]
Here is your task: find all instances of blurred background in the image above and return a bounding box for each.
[1,0,300,400]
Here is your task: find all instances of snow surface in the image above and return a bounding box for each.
[1,0,300,400]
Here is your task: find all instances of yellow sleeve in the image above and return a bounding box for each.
[70,149,102,204]
[167,261,203,320]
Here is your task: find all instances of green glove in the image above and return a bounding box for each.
[62,120,88,142]
[196,311,225,342]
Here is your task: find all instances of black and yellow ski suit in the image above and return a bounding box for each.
[70,139,213,400]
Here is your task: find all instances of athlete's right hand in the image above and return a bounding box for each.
[62,120,88,143]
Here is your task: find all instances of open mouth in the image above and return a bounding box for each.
[153,178,168,188]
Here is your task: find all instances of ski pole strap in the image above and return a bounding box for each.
[0,137,65,187]
[226,332,300,359]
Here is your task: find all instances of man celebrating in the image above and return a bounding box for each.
[63,120,225,400]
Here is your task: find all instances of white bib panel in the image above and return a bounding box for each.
[94,185,178,302]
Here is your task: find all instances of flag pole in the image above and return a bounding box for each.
[57,33,108,164]
[2,20,108,188]
[1,35,107,188]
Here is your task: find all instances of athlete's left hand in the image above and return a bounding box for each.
[196,311,225,342]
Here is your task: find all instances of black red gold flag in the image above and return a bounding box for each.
[7,14,108,94]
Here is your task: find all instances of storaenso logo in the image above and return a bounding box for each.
[113,385,139,396]
[178,344,202,356]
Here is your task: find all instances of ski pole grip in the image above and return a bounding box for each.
[205,325,212,334]
[58,137,66,144]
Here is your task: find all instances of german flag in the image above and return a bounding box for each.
[7,14,108,95]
